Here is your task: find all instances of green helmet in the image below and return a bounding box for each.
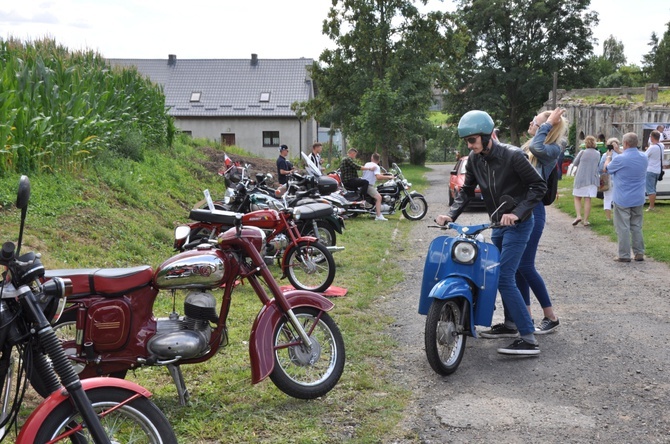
[458,110,495,138]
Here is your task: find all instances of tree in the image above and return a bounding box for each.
[602,35,626,69]
[643,22,670,85]
[310,0,466,166]
[444,0,598,145]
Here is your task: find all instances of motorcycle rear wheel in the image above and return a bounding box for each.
[298,220,336,247]
[34,387,177,443]
[401,196,428,220]
[284,241,335,293]
[424,299,466,375]
[270,307,345,399]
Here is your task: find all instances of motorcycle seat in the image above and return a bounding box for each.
[295,202,334,219]
[189,209,239,225]
[45,265,154,297]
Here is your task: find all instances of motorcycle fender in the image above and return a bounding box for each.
[325,215,344,233]
[418,275,472,315]
[249,290,334,384]
[17,378,152,443]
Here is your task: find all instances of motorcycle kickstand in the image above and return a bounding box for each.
[167,363,189,406]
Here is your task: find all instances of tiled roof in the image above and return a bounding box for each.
[108,56,314,118]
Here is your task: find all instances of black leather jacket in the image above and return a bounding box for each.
[448,141,547,223]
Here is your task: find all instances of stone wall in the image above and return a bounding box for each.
[541,85,670,148]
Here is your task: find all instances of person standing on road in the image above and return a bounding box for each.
[436,110,547,355]
[644,130,664,212]
[598,138,623,221]
[362,152,394,221]
[604,132,647,262]
[515,107,567,335]
[571,136,601,227]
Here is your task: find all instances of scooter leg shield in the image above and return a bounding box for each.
[16,378,152,443]
[248,291,334,384]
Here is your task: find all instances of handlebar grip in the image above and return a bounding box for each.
[1,242,15,261]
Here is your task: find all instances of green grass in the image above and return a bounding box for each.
[554,175,670,262]
[0,148,430,443]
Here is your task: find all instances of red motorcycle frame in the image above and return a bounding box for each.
[178,204,336,293]
[47,217,345,405]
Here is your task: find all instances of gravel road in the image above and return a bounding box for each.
[382,164,670,443]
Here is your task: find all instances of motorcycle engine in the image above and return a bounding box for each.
[267,233,289,255]
[147,291,217,360]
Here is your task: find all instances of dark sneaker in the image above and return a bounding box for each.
[479,323,519,339]
[535,317,560,335]
[497,339,540,355]
[634,254,644,261]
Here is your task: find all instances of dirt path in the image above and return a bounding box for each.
[382,164,670,443]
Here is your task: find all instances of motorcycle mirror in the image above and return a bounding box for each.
[174,225,191,241]
[16,175,30,210]
[490,194,515,223]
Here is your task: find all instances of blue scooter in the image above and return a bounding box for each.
[418,199,511,375]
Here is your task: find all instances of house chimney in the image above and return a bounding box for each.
[251,54,258,66]
[168,54,176,67]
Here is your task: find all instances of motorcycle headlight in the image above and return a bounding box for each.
[452,241,477,265]
[292,207,302,220]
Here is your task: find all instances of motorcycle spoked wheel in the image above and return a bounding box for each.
[270,307,345,399]
[34,387,177,443]
[284,241,335,293]
[424,299,467,375]
[401,195,428,220]
[298,220,337,248]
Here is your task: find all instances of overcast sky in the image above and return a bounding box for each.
[1,0,667,66]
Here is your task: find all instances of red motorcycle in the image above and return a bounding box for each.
[47,212,345,405]
[177,203,337,293]
[2,176,176,443]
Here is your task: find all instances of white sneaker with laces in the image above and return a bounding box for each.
[375,215,388,221]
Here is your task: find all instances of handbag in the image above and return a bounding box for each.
[656,143,664,181]
[567,163,577,176]
[659,169,665,181]
[598,172,611,192]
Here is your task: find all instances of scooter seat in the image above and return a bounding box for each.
[189,208,239,225]
[45,266,154,297]
[295,202,334,219]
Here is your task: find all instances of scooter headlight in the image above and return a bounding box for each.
[452,240,477,264]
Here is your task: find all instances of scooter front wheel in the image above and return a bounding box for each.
[270,307,345,399]
[424,299,466,375]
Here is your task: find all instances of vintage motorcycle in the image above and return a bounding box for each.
[46,211,345,405]
[418,198,513,375]
[180,201,337,293]
[1,176,176,443]
[325,163,428,220]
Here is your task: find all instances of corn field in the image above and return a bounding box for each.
[0,37,174,174]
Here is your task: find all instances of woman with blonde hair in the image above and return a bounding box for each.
[513,107,567,334]
[571,135,601,226]
[598,137,623,221]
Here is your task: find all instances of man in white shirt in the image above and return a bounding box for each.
[645,130,664,211]
[307,142,324,177]
[362,152,394,221]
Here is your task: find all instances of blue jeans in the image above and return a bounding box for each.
[491,216,535,336]
[515,204,553,309]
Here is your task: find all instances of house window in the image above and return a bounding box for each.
[263,131,280,147]
[190,92,201,102]
[260,92,270,102]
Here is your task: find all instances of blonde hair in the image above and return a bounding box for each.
[584,135,597,148]
[521,110,569,166]
[606,137,620,146]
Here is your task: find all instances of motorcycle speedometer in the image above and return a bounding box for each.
[452,240,477,264]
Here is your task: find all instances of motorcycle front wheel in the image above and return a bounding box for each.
[34,387,177,443]
[401,195,428,220]
[270,307,345,399]
[284,241,335,293]
[424,299,466,375]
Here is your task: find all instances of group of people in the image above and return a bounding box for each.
[436,108,568,356]
[276,142,393,221]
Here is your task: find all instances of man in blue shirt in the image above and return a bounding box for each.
[604,132,648,262]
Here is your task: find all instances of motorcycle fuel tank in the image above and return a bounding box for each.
[242,209,280,229]
[154,250,227,289]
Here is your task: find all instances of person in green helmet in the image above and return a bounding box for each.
[435,110,547,356]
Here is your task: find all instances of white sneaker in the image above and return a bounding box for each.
[375,215,388,221]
